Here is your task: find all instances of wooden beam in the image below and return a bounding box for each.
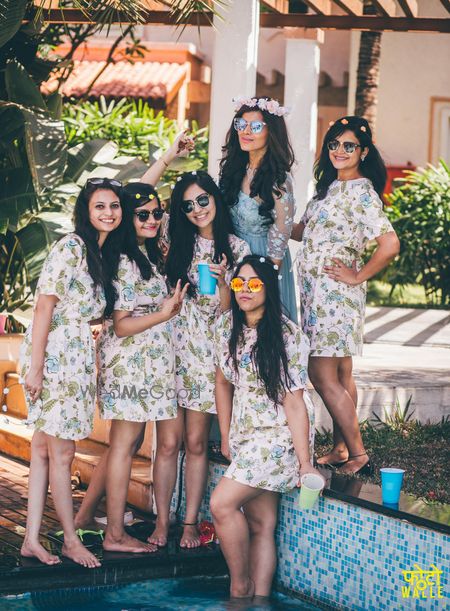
[302,0,332,15]
[333,0,363,16]
[371,0,396,17]
[260,0,289,12]
[23,9,450,33]
[440,0,450,13]
[397,0,418,17]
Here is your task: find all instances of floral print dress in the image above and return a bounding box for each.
[229,174,298,323]
[97,254,177,422]
[296,178,394,357]
[214,312,314,493]
[20,234,105,440]
[172,234,250,413]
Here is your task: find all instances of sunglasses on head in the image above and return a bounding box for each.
[233,118,267,135]
[181,193,210,214]
[134,209,164,222]
[230,277,265,293]
[327,140,361,154]
[86,177,122,188]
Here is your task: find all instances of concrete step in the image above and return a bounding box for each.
[0,415,153,513]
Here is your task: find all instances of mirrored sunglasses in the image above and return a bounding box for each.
[86,177,122,188]
[134,209,164,222]
[181,193,210,214]
[233,118,267,135]
[327,140,361,154]
[230,277,265,293]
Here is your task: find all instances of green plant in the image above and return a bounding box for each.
[384,161,450,306]
[371,395,415,433]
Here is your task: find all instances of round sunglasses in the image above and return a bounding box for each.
[233,117,267,135]
[230,277,265,293]
[134,209,164,222]
[181,193,210,214]
[327,139,361,154]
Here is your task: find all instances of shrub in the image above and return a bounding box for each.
[384,161,450,306]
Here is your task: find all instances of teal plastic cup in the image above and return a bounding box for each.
[298,473,325,510]
[381,468,405,504]
[198,262,217,295]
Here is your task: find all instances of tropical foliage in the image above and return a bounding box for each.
[383,161,450,307]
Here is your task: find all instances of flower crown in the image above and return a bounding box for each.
[232,96,290,117]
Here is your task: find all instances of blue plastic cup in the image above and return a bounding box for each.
[198,262,217,295]
[380,468,405,504]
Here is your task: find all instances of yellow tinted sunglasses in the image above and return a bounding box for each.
[230,277,265,293]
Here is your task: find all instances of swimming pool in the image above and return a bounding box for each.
[1,576,323,610]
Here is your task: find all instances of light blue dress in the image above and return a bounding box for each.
[229,175,298,323]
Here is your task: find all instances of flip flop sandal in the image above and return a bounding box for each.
[53,529,104,547]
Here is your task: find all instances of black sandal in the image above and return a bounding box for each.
[341,452,373,476]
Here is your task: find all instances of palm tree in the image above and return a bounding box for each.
[354,1,382,134]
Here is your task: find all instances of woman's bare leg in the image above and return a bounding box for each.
[148,410,184,546]
[103,420,155,553]
[181,409,212,548]
[20,432,60,565]
[210,477,261,599]
[309,356,368,473]
[75,426,145,529]
[47,435,101,568]
[244,491,279,597]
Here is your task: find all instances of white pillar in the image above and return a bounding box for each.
[207,0,260,179]
[284,29,323,218]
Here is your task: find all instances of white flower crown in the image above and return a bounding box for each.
[232,96,290,117]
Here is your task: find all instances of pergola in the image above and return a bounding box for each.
[27,0,450,206]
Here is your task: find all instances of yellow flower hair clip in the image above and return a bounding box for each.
[135,193,141,200]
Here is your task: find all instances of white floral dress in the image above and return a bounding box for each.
[296,178,394,357]
[20,234,105,440]
[97,254,177,422]
[214,312,314,492]
[172,234,250,413]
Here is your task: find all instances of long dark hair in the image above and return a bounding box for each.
[120,182,164,279]
[219,97,295,225]
[73,180,123,316]
[314,115,387,200]
[228,255,293,404]
[166,171,235,298]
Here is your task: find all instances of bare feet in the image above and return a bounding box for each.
[21,540,60,565]
[230,577,255,599]
[62,537,101,568]
[316,448,349,467]
[338,453,370,475]
[147,520,168,547]
[74,514,98,531]
[180,524,201,549]
[103,532,157,553]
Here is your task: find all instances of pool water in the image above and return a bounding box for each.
[1,576,322,610]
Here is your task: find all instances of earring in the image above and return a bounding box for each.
[361,156,366,162]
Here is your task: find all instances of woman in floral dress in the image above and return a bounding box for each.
[219,96,298,322]
[211,254,321,600]
[292,116,400,475]
[20,178,123,568]
[147,171,250,549]
[75,183,188,554]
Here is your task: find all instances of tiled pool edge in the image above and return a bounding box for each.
[178,460,449,611]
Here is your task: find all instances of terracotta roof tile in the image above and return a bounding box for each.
[42,59,188,102]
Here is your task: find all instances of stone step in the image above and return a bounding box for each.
[0,415,153,512]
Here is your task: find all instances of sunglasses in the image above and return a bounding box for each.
[86,177,122,188]
[230,277,265,293]
[233,118,267,135]
[327,140,361,154]
[181,193,210,214]
[134,209,164,222]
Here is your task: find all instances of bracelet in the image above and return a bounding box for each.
[161,157,169,168]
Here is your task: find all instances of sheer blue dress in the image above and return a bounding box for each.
[229,175,298,323]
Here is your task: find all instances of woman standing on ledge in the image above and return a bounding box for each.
[219,96,298,323]
[211,255,320,600]
[20,178,123,567]
[292,116,400,475]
